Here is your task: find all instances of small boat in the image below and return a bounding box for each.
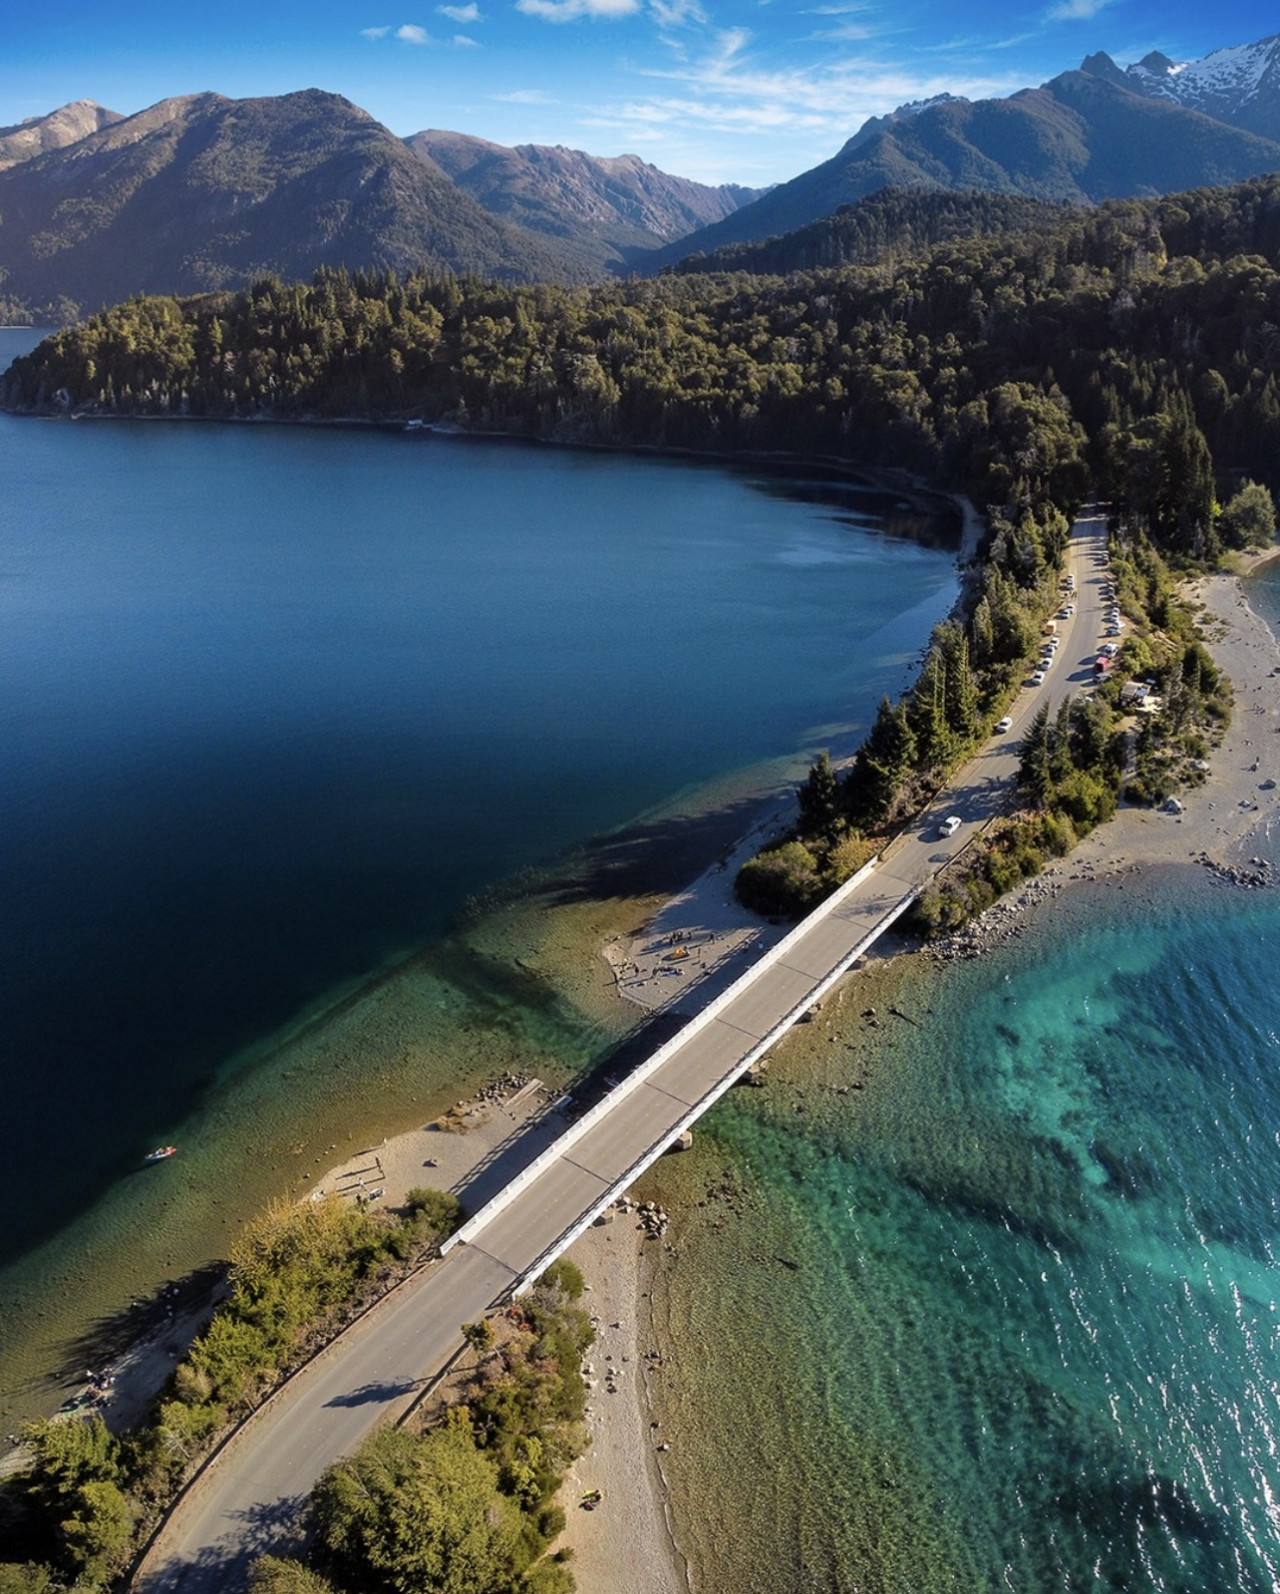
[144,1146,177,1163]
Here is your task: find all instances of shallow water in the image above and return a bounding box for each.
[0,325,959,1426]
[649,863,1280,1592]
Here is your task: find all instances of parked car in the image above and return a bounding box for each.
[1031,670,1046,685]
[939,815,962,838]
[995,716,1014,733]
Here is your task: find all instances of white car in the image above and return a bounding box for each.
[939,815,962,838]
[995,716,1014,733]
[1045,637,1060,651]
[1031,670,1046,685]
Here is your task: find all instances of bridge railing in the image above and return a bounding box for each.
[507,887,919,1295]
[440,851,884,1259]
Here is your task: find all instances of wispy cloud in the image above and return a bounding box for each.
[516,0,639,21]
[807,21,877,41]
[577,26,1020,145]
[438,2,480,20]
[493,87,558,102]
[360,25,391,39]
[453,32,480,44]
[650,0,706,26]
[1045,0,1112,18]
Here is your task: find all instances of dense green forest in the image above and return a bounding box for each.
[8,174,1280,550]
[668,188,1085,277]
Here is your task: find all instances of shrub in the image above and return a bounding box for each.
[734,840,824,918]
[536,1259,584,1301]
[825,833,876,886]
[402,1188,463,1238]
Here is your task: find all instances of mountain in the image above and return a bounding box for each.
[1097,34,1280,144]
[406,129,763,274]
[648,52,1280,272]
[0,100,122,172]
[0,89,586,318]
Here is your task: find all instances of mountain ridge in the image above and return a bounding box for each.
[0,89,589,317]
[405,128,763,274]
[1098,32,1280,143]
[649,56,1280,272]
[0,99,123,173]
[5,30,1280,317]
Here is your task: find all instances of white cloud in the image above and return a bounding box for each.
[396,22,431,41]
[453,32,480,44]
[438,2,480,19]
[516,0,640,21]
[360,25,392,38]
[1045,0,1111,17]
[579,28,1021,147]
[493,87,558,102]
[808,21,876,41]
[650,0,706,25]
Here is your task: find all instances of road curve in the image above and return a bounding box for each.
[134,512,1109,1592]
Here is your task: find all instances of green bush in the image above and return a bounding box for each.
[536,1259,584,1301]
[313,1421,523,1594]
[734,840,824,918]
[402,1188,463,1238]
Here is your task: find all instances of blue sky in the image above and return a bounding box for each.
[2,1,1275,185]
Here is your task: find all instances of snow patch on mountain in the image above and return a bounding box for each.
[1124,34,1280,119]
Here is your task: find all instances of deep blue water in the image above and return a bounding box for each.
[0,326,958,1273]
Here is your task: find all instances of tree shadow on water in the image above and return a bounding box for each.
[542,793,776,909]
[49,1262,228,1399]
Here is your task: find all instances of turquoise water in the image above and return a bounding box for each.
[654,863,1280,1591]
[0,324,959,1420]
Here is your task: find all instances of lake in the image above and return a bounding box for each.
[0,325,959,1426]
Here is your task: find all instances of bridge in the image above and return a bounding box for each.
[134,513,1107,1591]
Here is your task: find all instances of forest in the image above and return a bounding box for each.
[7,174,1280,554]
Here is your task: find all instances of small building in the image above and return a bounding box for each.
[1119,680,1150,707]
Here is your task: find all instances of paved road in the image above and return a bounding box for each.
[135,512,1109,1593]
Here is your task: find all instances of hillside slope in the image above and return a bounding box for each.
[0,100,123,173]
[407,129,762,273]
[645,68,1280,272]
[0,89,585,316]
